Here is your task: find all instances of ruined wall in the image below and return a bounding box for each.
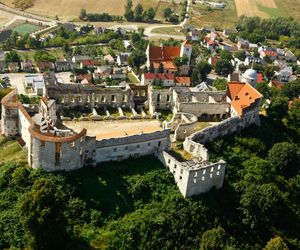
[46,84,134,109]
[157,151,226,197]
[92,130,170,163]
[149,87,172,114]
[176,102,230,117]
[164,113,198,141]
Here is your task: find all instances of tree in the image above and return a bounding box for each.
[128,49,147,71]
[33,51,56,63]
[240,183,281,229]
[191,69,199,84]
[79,9,87,20]
[267,96,288,121]
[145,7,155,22]
[287,99,300,133]
[20,178,67,249]
[235,50,246,61]
[149,62,155,73]
[215,60,234,76]
[220,50,233,61]
[282,79,300,99]
[264,236,289,250]
[268,142,300,179]
[200,226,226,250]
[213,78,227,91]
[158,63,164,73]
[134,3,144,21]
[196,61,212,81]
[124,0,134,21]
[5,51,20,65]
[163,8,173,19]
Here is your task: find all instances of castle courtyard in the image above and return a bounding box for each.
[63,120,162,140]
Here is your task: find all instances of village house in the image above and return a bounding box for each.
[237,39,249,50]
[93,66,112,79]
[75,74,93,84]
[8,62,20,73]
[55,59,74,72]
[37,61,55,73]
[94,26,106,35]
[285,50,297,62]
[141,73,191,87]
[80,59,96,69]
[21,60,35,73]
[72,55,91,64]
[275,66,294,83]
[259,50,278,61]
[104,54,115,64]
[146,40,192,74]
[110,67,126,80]
[117,52,131,66]
[208,55,221,66]
[187,30,201,41]
[203,31,219,51]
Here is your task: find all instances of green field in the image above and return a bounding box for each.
[0,136,27,163]
[12,23,41,35]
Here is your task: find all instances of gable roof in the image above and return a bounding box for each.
[144,73,174,81]
[149,46,181,61]
[227,82,262,116]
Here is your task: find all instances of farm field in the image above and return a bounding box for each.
[189,0,300,29]
[1,0,161,21]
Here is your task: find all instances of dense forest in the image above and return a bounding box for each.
[0,80,299,249]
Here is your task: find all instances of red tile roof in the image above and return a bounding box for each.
[257,73,263,83]
[175,76,191,86]
[153,61,177,70]
[144,73,174,80]
[149,46,181,61]
[227,82,263,116]
[261,50,278,57]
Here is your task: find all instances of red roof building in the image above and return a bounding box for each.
[227,82,263,117]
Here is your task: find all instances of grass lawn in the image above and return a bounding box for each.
[127,72,140,83]
[195,122,212,131]
[151,26,185,36]
[0,137,27,164]
[19,48,64,61]
[169,143,194,162]
[189,0,237,29]
[159,110,173,122]
[12,23,42,35]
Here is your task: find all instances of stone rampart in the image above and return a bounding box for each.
[92,129,170,163]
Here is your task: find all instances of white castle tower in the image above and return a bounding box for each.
[180,40,192,66]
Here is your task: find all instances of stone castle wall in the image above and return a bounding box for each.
[85,130,170,164]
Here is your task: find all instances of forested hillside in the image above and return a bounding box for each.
[0,80,299,250]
